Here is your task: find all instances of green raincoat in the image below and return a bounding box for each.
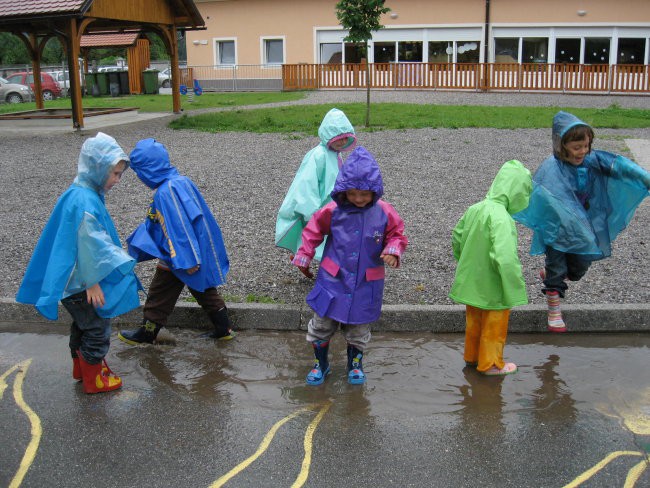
[275,108,356,261]
[449,160,532,310]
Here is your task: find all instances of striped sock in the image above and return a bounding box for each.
[546,291,566,331]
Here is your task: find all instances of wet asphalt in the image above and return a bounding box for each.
[1,323,649,488]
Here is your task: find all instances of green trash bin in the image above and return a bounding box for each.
[84,73,97,97]
[142,69,159,94]
[96,72,109,95]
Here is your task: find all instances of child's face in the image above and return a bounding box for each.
[329,138,349,151]
[563,137,590,166]
[346,189,374,208]
[104,161,127,192]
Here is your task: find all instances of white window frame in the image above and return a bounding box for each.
[214,37,237,67]
[261,36,286,66]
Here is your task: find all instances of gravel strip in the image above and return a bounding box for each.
[1,91,649,308]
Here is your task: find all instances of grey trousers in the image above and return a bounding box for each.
[306,313,372,350]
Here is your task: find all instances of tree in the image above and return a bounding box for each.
[335,0,390,127]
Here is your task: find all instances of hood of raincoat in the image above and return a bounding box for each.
[485,159,532,215]
[552,111,591,160]
[74,132,129,194]
[318,108,356,151]
[331,146,384,205]
[129,138,181,189]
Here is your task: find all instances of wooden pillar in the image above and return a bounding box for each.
[29,34,44,109]
[170,26,181,114]
[67,18,84,129]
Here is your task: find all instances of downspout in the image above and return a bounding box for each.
[483,0,490,91]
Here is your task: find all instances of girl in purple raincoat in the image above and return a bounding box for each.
[292,146,408,385]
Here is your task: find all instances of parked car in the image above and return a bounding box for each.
[50,71,70,97]
[158,67,171,88]
[97,66,127,73]
[0,76,35,103]
[5,71,62,100]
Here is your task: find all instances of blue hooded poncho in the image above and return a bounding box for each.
[16,132,141,320]
[514,111,650,260]
[275,108,356,261]
[126,138,229,292]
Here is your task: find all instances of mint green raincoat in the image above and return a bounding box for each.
[449,160,532,310]
[275,108,356,261]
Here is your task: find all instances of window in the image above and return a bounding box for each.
[263,38,284,65]
[494,38,519,63]
[321,43,343,64]
[374,42,396,63]
[555,39,580,63]
[345,43,365,63]
[522,38,548,63]
[585,38,610,64]
[398,41,423,62]
[215,40,235,65]
[456,41,480,63]
[617,38,645,65]
[428,41,453,63]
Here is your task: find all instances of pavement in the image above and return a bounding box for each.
[1,99,649,334]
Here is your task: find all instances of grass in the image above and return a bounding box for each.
[168,103,650,133]
[0,91,305,114]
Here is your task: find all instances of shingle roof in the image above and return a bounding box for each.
[0,0,87,17]
[80,32,140,47]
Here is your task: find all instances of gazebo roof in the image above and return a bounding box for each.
[80,31,141,47]
[0,1,88,17]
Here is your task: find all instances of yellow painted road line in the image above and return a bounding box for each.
[563,450,643,488]
[209,405,315,488]
[7,359,42,488]
[624,459,649,488]
[0,363,22,399]
[291,401,332,488]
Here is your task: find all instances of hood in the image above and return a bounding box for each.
[318,108,356,151]
[75,132,129,194]
[332,146,383,204]
[486,159,532,215]
[129,138,180,189]
[552,111,591,159]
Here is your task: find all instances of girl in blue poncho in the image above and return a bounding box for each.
[515,111,650,332]
[16,132,141,394]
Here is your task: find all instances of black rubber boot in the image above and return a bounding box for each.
[347,344,365,385]
[205,307,235,340]
[306,340,330,385]
[118,320,161,345]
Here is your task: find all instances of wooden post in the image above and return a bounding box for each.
[67,18,84,129]
[170,25,181,114]
[29,34,44,109]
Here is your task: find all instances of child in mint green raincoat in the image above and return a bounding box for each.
[275,108,356,271]
[450,160,532,376]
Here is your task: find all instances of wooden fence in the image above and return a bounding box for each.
[282,63,650,94]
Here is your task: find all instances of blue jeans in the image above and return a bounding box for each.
[543,247,592,298]
[61,292,111,365]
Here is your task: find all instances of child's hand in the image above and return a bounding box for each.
[381,254,398,268]
[187,265,200,275]
[298,266,314,279]
[86,283,105,308]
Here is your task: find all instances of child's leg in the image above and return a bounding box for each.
[190,287,233,339]
[542,247,569,297]
[342,324,371,385]
[305,314,337,385]
[464,305,482,366]
[565,253,591,282]
[476,309,510,373]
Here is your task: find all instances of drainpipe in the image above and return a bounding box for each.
[483,0,490,90]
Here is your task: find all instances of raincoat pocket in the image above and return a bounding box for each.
[306,283,335,317]
[365,266,385,282]
[320,257,340,277]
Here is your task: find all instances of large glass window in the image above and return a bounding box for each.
[374,42,396,63]
[494,38,519,63]
[522,38,548,63]
[617,38,645,65]
[263,39,284,65]
[321,43,342,64]
[216,40,235,65]
[398,41,423,62]
[428,41,453,63]
[555,39,580,63]
[584,38,610,64]
[345,43,365,63]
[457,41,480,63]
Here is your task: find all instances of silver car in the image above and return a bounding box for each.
[0,76,35,103]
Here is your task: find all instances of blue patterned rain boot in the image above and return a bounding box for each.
[306,340,330,386]
[347,345,366,385]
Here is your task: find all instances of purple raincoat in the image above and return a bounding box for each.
[293,147,407,324]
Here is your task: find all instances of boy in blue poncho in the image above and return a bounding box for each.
[16,132,141,394]
[515,111,650,332]
[118,138,233,345]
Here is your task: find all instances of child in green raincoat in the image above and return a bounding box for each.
[275,108,356,274]
[449,160,532,376]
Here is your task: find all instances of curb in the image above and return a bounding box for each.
[1,298,648,333]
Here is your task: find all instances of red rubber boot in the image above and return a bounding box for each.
[77,351,122,394]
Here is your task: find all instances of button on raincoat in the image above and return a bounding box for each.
[449,160,532,310]
[294,147,408,324]
[275,108,356,261]
[126,138,229,292]
[16,133,141,320]
[514,111,650,260]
